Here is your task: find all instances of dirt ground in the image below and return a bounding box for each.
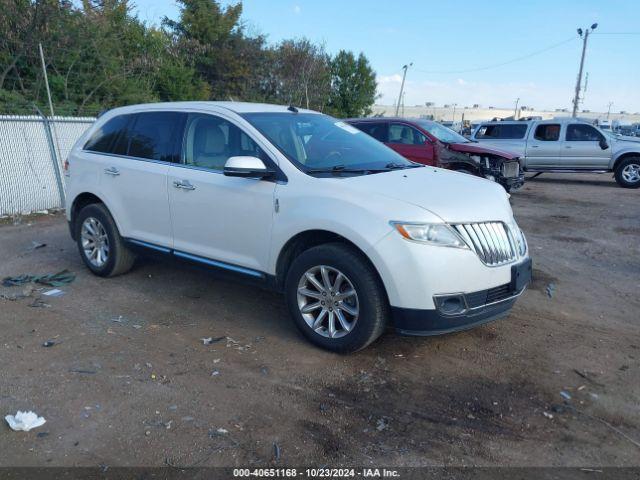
[0,173,638,468]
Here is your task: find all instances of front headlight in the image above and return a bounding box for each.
[391,222,468,249]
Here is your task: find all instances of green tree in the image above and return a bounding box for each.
[271,38,331,110]
[327,50,378,118]
[163,0,260,100]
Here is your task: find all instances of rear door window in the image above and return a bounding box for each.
[534,124,561,141]
[84,115,130,153]
[353,122,389,142]
[476,124,528,139]
[127,112,185,162]
[566,124,603,141]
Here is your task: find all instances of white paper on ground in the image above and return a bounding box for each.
[42,289,64,297]
[5,411,46,431]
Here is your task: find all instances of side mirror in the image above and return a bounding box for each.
[223,156,274,179]
[599,138,609,150]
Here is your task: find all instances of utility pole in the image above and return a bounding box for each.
[395,63,412,116]
[514,97,520,119]
[452,103,457,123]
[607,101,613,120]
[572,23,597,117]
[39,43,55,118]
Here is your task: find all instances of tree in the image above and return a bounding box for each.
[327,50,378,118]
[0,0,380,117]
[163,0,254,100]
[272,39,331,110]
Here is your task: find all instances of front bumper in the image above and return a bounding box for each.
[391,256,532,335]
[392,285,525,336]
[498,172,525,190]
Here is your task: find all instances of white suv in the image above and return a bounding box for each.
[65,102,531,352]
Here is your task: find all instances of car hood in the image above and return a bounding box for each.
[614,136,640,145]
[341,167,514,224]
[447,142,519,160]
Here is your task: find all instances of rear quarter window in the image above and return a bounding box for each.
[84,115,130,153]
[476,124,528,139]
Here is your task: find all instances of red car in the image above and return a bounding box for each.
[347,118,524,191]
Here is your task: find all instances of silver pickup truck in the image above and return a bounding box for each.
[471,118,640,188]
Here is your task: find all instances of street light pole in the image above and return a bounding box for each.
[514,97,520,119]
[452,103,457,123]
[572,23,597,118]
[395,63,412,116]
[607,101,613,120]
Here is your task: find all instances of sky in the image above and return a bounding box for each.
[131,0,640,113]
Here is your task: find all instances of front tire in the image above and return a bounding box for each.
[284,243,388,353]
[75,203,136,277]
[614,157,640,188]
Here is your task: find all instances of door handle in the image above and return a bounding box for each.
[173,180,196,191]
[104,167,120,176]
[565,146,572,149]
[530,145,539,148]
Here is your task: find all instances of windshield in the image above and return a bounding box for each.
[242,112,417,174]
[415,120,469,144]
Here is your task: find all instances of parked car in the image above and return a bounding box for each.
[65,102,531,353]
[471,118,640,188]
[347,117,525,191]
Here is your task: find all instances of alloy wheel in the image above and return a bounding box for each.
[297,265,359,338]
[81,217,110,267]
[621,163,640,183]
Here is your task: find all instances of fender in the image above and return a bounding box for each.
[611,148,640,170]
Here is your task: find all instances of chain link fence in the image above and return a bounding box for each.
[0,114,95,216]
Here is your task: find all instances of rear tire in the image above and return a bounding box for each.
[284,243,388,353]
[614,157,640,188]
[75,203,136,277]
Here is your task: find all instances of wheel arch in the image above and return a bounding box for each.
[612,152,640,171]
[68,192,107,240]
[274,229,388,300]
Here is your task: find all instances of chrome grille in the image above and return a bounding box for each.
[453,222,517,266]
[502,162,520,178]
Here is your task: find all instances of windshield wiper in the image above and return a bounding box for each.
[384,162,423,169]
[306,165,379,174]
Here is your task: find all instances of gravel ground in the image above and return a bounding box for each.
[0,173,638,468]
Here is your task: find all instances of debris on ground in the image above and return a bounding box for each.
[2,269,75,288]
[5,411,46,432]
[211,370,220,377]
[42,340,56,347]
[28,242,47,251]
[29,298,51,308]
[273,442,281,462]
[226,337,252,351]
[0,285,34,301]
[543,411,554,419]
[202,336,225,345]
[376,418,389,431]
[572,368,604,387]
[545,282,556,298]
[209,428,228,438]
[42,289,65,297]
[560,391,572,401]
